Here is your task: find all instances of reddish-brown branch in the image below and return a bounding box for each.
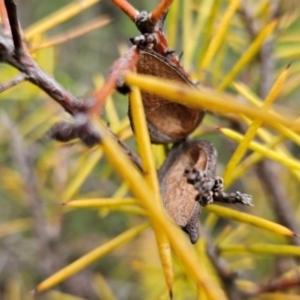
[0,0,10,36]
[90,47,140,115]
[110,0,138,22]
[253,275,300,295]
[150,0,174,24]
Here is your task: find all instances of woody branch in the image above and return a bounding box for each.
[0,0,142,168]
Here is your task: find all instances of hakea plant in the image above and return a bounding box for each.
[1,0,300,300]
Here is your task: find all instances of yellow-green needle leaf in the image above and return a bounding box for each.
[205,205,297,237]
[97,123,228,300]
[92,273,117,300]
[223,65,290,183]
[25,0,100,39]
[30,16,111,52]
[129,87,173,296]
[200,0,240,71]
[220,244,300,257]
[35,223,149,293]
[61,149,103,202]
[220,128,300,172]
[218,20,278,90]
[124,73,296,131]
[0,218,31,238]
[63,198,137,208]
[129,87,160,198]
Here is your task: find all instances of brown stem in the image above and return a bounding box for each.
[3,115,62,277]
[255,275,300,295]
[256,160,300,245]
[106,127,143,172]
[0,0,142,166]
[150,0,174,24]
[0,73,27,92]
[0,18,86,116]
[199,225,246,300]
[90,47,140,115]
[239,0,260,38]
[3,0,24,57]
[110,0,138,22]
[0,0,10,36]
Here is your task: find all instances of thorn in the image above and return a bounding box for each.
[165,49,175,56]
[179,51,184,61]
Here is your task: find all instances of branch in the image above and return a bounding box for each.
[255,275,300,294]
[0,1,143,172]
[0,73,27,92]
[150,0,174,25]
[110,0,138,22]
[199,225,247,300]
[256,160,300,246]
[4,0,24,57]
[239,0,260,38]
[0,0,10,36]
[0,36,89,115]
[2,113,62,277]
[113,133,143,172]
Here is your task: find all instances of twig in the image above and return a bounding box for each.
[0,1,141,150]
[0,35,89,115]
[0,73,27,93]
[2,113,62,277]
[150,0,174,24]
[116,136,143,172]
[0,0,10,37]
[0,1,103,149]
[0,1,92,117]
[199,224,246,300]
[256,3,300,245]
[256,275,300,294]
[256,160,300,246]
[239,0,260,38]
[29,16,111,53]
[4,0,24,57]
[105,126,143,171]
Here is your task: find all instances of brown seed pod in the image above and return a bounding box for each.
[128,49,205,144]
[158,140,217,243]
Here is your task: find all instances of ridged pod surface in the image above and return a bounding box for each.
[158,140,217,243]
[129,49,205,144]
